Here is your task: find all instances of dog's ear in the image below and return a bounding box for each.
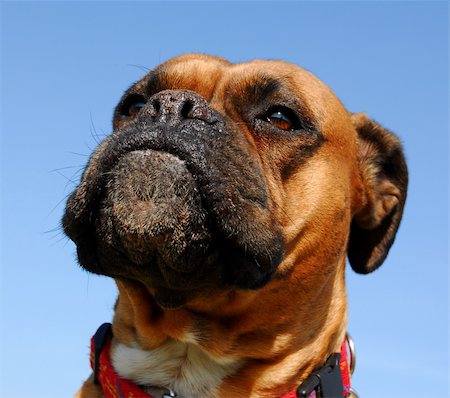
[348,113,408,274]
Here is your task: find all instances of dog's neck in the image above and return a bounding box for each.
[111,336,244,398]
[110,260,347,398]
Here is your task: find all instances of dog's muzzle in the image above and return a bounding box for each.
[63,90,284,307]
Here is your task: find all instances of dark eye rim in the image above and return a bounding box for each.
[119,93,147,117]
[255,105,318,135]
[260,105,302,131]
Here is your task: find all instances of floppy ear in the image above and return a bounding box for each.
[348,113,408,274]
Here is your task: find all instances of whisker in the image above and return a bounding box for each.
[68,151,89,157]
[48,190,73,215]
[127,64,151,73]
[89,113,102,145]
[49,165,84,173]
[89,114,109,144]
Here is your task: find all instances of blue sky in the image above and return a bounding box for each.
[1,2,448,397]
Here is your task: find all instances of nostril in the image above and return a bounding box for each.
[181,99,194,119]
[151,99,161,115]
[145,90,216,124]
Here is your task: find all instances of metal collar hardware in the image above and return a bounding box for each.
[162,389,178,398]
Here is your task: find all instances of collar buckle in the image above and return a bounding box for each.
[162,389,178,398]
[296,353,344,398]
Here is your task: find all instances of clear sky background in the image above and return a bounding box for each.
[1,2,448,398]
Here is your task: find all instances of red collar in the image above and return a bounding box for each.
[90,323,352,398]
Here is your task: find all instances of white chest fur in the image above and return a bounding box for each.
[111,338,243,398]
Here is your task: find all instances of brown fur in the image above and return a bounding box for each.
[67,54,407,397]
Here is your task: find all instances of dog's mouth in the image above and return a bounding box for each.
[103,149,209,271]
[95,148,218,303]
[63,92,284,308]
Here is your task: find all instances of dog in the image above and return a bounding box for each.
[64,54,407,398]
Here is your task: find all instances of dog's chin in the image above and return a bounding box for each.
[73,149,278,307]
[93,149,216,289]
[101,149,212,270]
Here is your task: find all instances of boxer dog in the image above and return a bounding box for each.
[64,54,407,398]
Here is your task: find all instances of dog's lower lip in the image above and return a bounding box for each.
[128,148,183,160]
[117,146,189,172]
[98,147,214,276]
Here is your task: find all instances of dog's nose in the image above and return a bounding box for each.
[145,90,218,125]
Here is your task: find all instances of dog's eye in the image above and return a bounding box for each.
[129,102,145,117]
[121,94,147,117]
[264,107,299,131]
[128,100,146,117]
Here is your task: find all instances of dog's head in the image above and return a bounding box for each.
[63,54,407,309]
